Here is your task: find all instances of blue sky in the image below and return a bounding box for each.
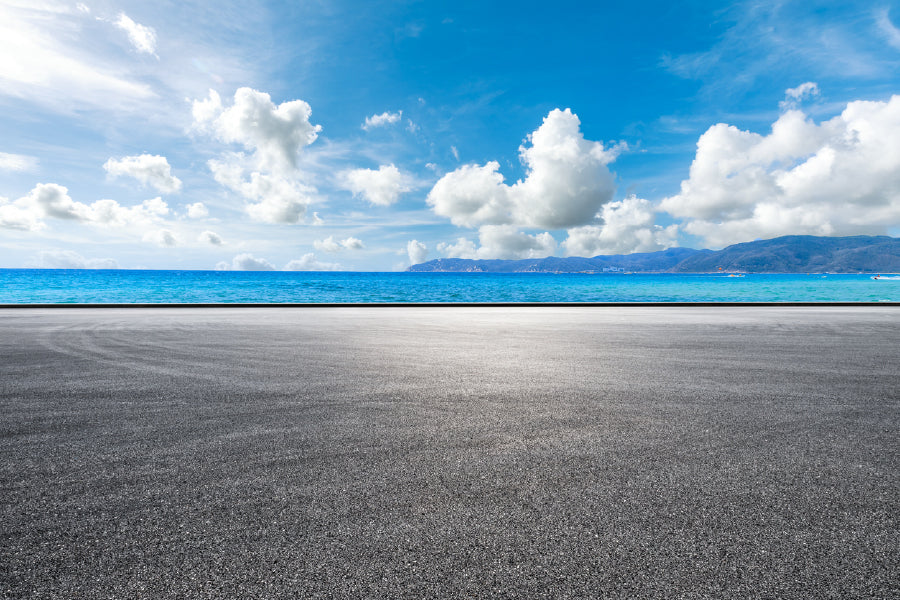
[2,0,899,270]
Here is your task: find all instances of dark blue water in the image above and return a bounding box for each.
[0,270,896,303]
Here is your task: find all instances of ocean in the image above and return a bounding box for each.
[0,269,897,303]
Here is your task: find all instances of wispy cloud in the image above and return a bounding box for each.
[0,152,38,172]
[114,13,158,56]
[659,2,897,100]
[877,8,900,50]
[0,2,154,111]
[29,250,118,269]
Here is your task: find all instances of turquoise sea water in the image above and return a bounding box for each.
[0,269,897,303]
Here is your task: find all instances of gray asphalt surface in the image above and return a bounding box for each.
[1,306,898,599]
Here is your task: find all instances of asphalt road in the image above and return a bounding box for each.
[1,307,898,598]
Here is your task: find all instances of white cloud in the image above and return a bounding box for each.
[311,212,324,225]
[407,239,428,264]
[226,253,275,271]
[194,88,323,224]
[143,228,177,247]
[284,253,340,271]
[193,87,321,172]
[0,197,43,231]
[477,226,557,259]
[339,164,411,206]
[217,251,342,272]
[114,13,157,56]
[198,230,223,245]
[878,9,900,51]
[0,183,169,230]
[427,109,622,260]
[0,152,38,172]
[32,250,118,269]
[186,202,209,218]
[192,88,223,124]
[24,183,84,220]
[659,96,900,247]
[0,2,153,110]
[438,225,557,260]
[436,237,476,259]
[450,145,459,161]
[785,82,819,101]
[428,162,508,228]
[314,235,364,253]
[659,3,891,99]
[314,236,341,253]
[208,156,313,224]
[104,154,182,194]
[87,196,169,227]
[342,236,364,250]
[427,108,620,230]
[363,110,402,130]
[780,82,820,110]
[562,196,678,257]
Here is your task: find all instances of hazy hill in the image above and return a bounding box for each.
[407,235,900,273]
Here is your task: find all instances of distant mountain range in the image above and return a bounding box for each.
[408,235,900,273]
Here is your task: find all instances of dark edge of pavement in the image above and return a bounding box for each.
[0,302,898,308]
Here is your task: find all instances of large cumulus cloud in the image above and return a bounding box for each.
[427,108,619,230]
[194,88,321,172]
[193,88,322,224]
[660,94,900,247]
[427,108,628,259]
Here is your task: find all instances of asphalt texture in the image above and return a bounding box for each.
[1,306,898,599]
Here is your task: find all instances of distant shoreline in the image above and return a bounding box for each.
[1,268,899,274]
[409,234,900,273]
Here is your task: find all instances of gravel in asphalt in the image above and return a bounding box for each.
[1,307,898,598]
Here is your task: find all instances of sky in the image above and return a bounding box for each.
[2,0,900,271]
